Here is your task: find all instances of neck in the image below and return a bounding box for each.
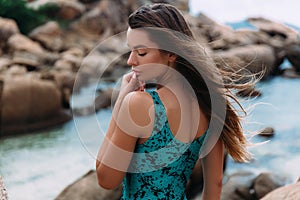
[155,68,185,91]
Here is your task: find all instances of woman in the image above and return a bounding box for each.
[96,3,253,200]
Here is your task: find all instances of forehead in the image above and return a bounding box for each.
[126,28,159,49]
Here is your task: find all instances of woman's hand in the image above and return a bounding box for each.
[119,72,144,97]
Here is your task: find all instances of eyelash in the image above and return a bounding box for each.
[138,52,147,56]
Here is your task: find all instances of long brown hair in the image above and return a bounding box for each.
[128,3,254,162]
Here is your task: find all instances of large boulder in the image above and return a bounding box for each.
[248,17,299,48]
[70,0,131,36]
[221,171,257,200]
[55,170,122,200]
[213,44,278,80]
[261,181,300,200]
[253,172,287,199]
[0,74,71,134]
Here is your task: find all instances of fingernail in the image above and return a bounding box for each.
[132,73,136,79]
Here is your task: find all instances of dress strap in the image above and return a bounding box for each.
[146,90,168,135]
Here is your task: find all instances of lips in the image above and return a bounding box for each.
[132,69,141,76]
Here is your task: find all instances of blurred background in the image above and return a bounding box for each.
[0,0,299,199]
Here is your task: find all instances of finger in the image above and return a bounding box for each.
[123,72,134,83]
[138,80,145,91]
[128,72,138,88]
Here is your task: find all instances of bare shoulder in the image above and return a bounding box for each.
[120,91,154,137]
[124,91,153,110]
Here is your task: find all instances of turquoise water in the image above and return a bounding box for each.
[1,76,300,200]
[226,77,300,182]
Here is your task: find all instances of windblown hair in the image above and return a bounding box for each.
[128,3,256,162]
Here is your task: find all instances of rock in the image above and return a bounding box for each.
[254,172,287,199]
[0,74,71,134]
[258,127,275,137]
[55,170,122,200]
[168,0,189,12]
[0,176,8,200]
[12,51,42,70]
[233,29,271,46]
[286,43,300,72]
[282,68,300,79]
[54,59,74,72]
[61,50,83,70]
[95,88,113,111]
[0,57,12,71]
[208,24,237,50]
[0,17,19,49]
[4,65,27,76]
[79,52,118,80]
[260,180,300,200]
[213,44,278,80]
[28,0,86,20]
[62,47,85,58]
[41,70,76,94]
[29,21,64,51]
[7,33,45,54]
[221,171,257,200]
[71,0,133,36]
[248,17,299,48]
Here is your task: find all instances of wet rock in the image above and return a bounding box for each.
[55,170,122,200]
[258,127,275,137]
[282,68,300,79]
[286,43,300,72]
[221,171,257,200]
[95,88,113,111]
[261,181,300,200]
[253,172,287,199]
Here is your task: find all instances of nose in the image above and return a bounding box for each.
[127,51,137,66]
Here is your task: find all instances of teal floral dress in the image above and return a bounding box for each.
[121,90,207,200]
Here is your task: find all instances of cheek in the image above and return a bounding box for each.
[138,64,169,81]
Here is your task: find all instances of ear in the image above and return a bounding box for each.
[168,53,177,63]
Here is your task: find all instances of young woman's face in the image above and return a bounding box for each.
[126,28,171,82]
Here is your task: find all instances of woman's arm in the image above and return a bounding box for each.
[96,72,146,189]
[201,138,224,200]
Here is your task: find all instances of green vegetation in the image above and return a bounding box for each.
[0,0,63,35]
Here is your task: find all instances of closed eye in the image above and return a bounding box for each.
[138,52,147,56]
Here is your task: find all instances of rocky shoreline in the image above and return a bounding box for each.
[1,0,299,135]
[1,0,300,199]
